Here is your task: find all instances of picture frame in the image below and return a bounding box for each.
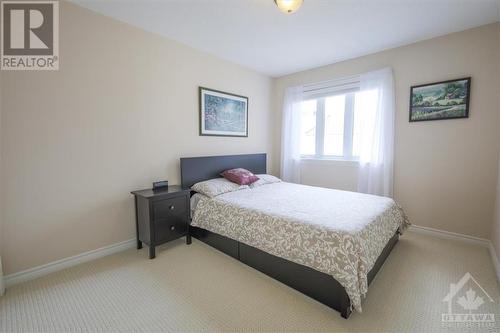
[199,87,248,137]
[409,77,471,122]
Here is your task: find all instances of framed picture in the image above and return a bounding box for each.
[409,77,471,122]
[199,87,248,137]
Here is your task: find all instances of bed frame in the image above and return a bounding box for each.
[180,153,399,319]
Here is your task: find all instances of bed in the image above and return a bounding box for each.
[180,153,408,319]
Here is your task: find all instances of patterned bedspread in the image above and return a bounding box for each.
[191,182,409,312]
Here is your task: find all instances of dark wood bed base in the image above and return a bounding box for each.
[191,226,399,319]
[180,153,399,319]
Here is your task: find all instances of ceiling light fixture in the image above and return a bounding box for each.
[274,0,303,14]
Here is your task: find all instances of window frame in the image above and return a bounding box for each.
[300,91,359,161]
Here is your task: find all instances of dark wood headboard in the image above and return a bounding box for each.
[180,153,267,189]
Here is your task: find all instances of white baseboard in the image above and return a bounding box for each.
[4,226,500,289]
[408,224,500,284]
[489,242,500,285]
[408,224,490,247]
[4,238,136,288]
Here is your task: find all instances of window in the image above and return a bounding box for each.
[299,100,316,155]
[300,91,362,160]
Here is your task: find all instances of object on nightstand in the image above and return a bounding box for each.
[131,185,191,259]
[153,180,169,191]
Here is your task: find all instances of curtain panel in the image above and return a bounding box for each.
[280,86,303,183]
[356,67,395,197]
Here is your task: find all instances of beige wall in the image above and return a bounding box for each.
[299,160,358,192]
[273,23,500,239]
[494,165,500,261]
[0,2,275,275]
[0,66,4,291]
[492,23,500,262]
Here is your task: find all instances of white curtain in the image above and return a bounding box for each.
[280,86,303,183]
[356,68,395,197]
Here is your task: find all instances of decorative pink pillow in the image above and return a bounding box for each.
[221,168,259,185]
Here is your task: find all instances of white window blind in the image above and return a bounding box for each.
[302,75,360,100]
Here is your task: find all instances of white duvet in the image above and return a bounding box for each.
[191,182,409,312]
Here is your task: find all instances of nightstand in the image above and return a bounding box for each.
[131,185,191,259]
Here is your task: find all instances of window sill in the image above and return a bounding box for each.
[300,157,359,167]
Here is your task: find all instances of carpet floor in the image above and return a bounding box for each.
[0,231,499,333]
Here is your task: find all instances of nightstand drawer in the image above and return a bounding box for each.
[153,196,187,220]
[154,216,187,243]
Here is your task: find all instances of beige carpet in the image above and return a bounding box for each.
[1,231,499,333]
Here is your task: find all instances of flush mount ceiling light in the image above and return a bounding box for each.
[274,0,303,14]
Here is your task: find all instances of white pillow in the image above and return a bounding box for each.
[191,178,249,198]
[249,174,282,188]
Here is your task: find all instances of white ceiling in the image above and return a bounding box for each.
[72,0,500,77]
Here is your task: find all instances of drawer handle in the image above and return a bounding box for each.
[170,225,175,231]
[169,205,175,211]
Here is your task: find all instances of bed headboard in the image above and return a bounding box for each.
[180,153,267,189]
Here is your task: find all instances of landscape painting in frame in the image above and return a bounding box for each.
[409,77,471,122]
[199,87,248,137]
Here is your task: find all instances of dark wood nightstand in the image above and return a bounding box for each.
[131,185,191,259]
